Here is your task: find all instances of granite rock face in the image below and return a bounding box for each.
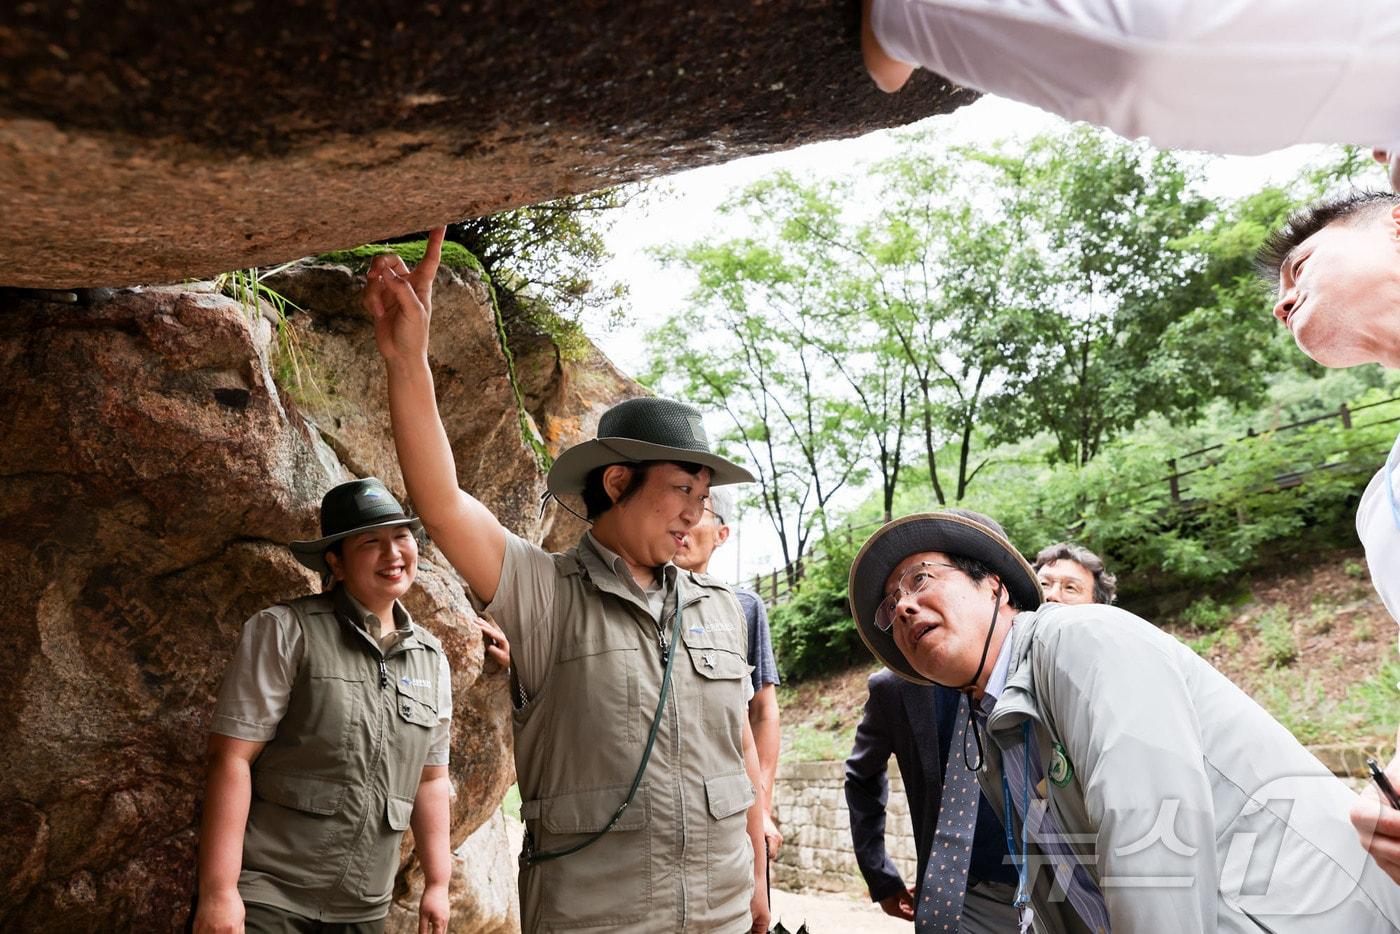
[0,268,626,930]
[0,1,975,288]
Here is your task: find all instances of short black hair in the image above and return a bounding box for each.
[1256,190,1400,288]
[580,460,708,520]
[943,553,1035,611]
[1033,541,1118,605]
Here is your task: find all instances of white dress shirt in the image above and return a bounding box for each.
[1356,435,1400,643]
[871,0,1400,155]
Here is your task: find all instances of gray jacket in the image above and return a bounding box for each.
[978,603,1400,933]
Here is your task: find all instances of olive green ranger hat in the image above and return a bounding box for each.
[545,396,754,496]
[290,477,423,574]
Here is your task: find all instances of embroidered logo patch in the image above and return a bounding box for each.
[1048,742,1074,787]
[400,677,432,689]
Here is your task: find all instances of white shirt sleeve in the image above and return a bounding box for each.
[870,0,1400,154]
[1357,464,1400,646]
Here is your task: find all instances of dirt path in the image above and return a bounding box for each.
[770,887,908,933]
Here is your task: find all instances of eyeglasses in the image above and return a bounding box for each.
[703,504,726,526]
[875,561,960,631]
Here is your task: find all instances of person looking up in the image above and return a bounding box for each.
[1033,541,1117,607]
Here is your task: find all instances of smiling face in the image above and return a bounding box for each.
[595,461,711,580]
[884,550,1011,689]
[1273,207,1400,368]
[1036,558,1096,605]
[325,524,418,615]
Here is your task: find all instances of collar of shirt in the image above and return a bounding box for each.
[584,531,678,621]
[335,586,412,651]
[977,622,1017,719]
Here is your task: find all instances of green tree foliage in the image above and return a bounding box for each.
[725,140,1394,683]
[644,194,868,574]
[445,188,633,321]
[977,128,1282,466]
[767,533,865,682]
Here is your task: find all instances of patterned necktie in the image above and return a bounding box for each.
[916,697,982,931]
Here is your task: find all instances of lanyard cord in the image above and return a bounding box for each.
[1000,721,1033,911]
[523,578,686,865]
[961,584,1005,771]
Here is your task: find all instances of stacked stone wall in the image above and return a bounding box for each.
[770,760,917,896]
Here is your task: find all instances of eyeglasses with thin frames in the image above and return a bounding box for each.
[875,561,961,631]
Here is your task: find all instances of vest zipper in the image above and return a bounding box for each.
[656,619,669,665]
[378,655,388,689]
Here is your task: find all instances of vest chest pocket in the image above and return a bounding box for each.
[394,680,438,728]
[683,627,749,739]
[555,636,641,748]
[253,768,350,816]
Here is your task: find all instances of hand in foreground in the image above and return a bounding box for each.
[1351,724,1400,885]
[418,881,450,934]
[750,883,771,933]
[878,887,915,921]
[192,888,245,934]
[361,226,446,364]
[763,811,784,859]
[1374,149,1400,193]
[477,614,511,672]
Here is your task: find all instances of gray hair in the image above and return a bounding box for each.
[1033,541,1118,605]
[706,486,735,526]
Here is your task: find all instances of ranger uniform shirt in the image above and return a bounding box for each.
[210,588,450,921]
[213,591,452,765]
[487,530,757,933]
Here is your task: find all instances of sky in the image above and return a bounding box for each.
[579,94,1344,586]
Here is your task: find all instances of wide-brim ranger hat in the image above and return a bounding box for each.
[290,477,423,574]
[848,510,1043,685]
[545,396,755,497]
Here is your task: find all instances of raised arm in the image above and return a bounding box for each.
[362,228,508,602]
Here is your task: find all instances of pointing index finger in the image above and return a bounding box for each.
[419,226,446,279]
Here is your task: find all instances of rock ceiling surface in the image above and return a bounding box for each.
[1,0,974,288]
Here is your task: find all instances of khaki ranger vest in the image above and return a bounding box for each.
[238,590,445,923]
[515,544,756,933]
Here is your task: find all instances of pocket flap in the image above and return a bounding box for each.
[386,794,415,831]
[558,632,640,662]
[395,682,438,727]
[253,769,348,816]
[686,646,748,681]
[526,784,650,834]
[704,771,755,821]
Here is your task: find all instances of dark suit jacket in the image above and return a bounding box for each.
[844,667,1016,903]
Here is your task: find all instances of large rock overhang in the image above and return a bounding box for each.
[0,0,976,289]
